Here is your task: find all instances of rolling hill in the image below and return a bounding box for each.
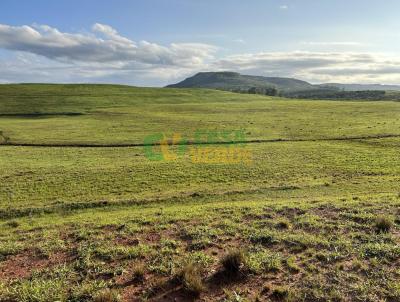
[168,72,400,92]
[166,71,316,92]
[167,72,400,100]
[1,84,400,301]
[320,83,400,91]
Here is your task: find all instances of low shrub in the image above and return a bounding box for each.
[375,216,394,233]
[220,249,246,274]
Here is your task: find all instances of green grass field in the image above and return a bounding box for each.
[1,84,400,301]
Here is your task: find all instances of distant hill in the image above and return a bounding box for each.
[166,72,315,93]
[320,83,400,91]
[167,72,400,100]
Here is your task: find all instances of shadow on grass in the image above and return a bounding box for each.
[0,112,84,118]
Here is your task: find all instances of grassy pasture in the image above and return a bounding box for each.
[0,84,400,144]
[0,84,400,301]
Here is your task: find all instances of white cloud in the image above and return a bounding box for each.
[92,23,134,45]
[0,51,201,86]
[0,23,400,85]
[301,41,364,46]
[279,5,289,9]
[213,51,400,84]
[0,23,216,67]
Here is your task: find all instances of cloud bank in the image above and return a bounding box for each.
[0,23,215,67]
[216,51,400,84]
[0,23,400,86]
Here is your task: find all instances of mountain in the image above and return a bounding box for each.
[166,72,400,100]
[166,72,316,93]
[320,83,400,91]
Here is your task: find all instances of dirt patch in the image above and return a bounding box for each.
[0,250,71,281]
[311,204,341,220]
[144,232,162,243]
[115,236,140,246]
[276,207,306,218]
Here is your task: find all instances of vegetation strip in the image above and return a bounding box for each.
[0,133,399,148]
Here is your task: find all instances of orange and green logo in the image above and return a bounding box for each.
[144,129,252,164]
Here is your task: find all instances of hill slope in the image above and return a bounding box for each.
[167,72,400,99]
[166,71,315,92]
[320,83,400,91]
[1,83,400,301]
[0,83,400,145]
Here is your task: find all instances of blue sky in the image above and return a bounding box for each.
[0,0,400,86]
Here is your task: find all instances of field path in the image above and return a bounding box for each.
[1,133,399,148]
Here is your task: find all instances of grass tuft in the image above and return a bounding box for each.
[271,285,293,301]
[132,263,146,282]
[286,256,301,273]
[374,216,394,233]
[275,219,291,230]
[5,220,20,228]
[177,262,205,296]
[220,249,246,274]
[93,289,120,302]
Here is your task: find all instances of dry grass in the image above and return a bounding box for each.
[375,215,394,233]
[220,249,247,275]
[93,289,120,302]
[132,263,146,282]
[177,262,205,296]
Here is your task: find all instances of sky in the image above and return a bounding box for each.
[0,0,400,86]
